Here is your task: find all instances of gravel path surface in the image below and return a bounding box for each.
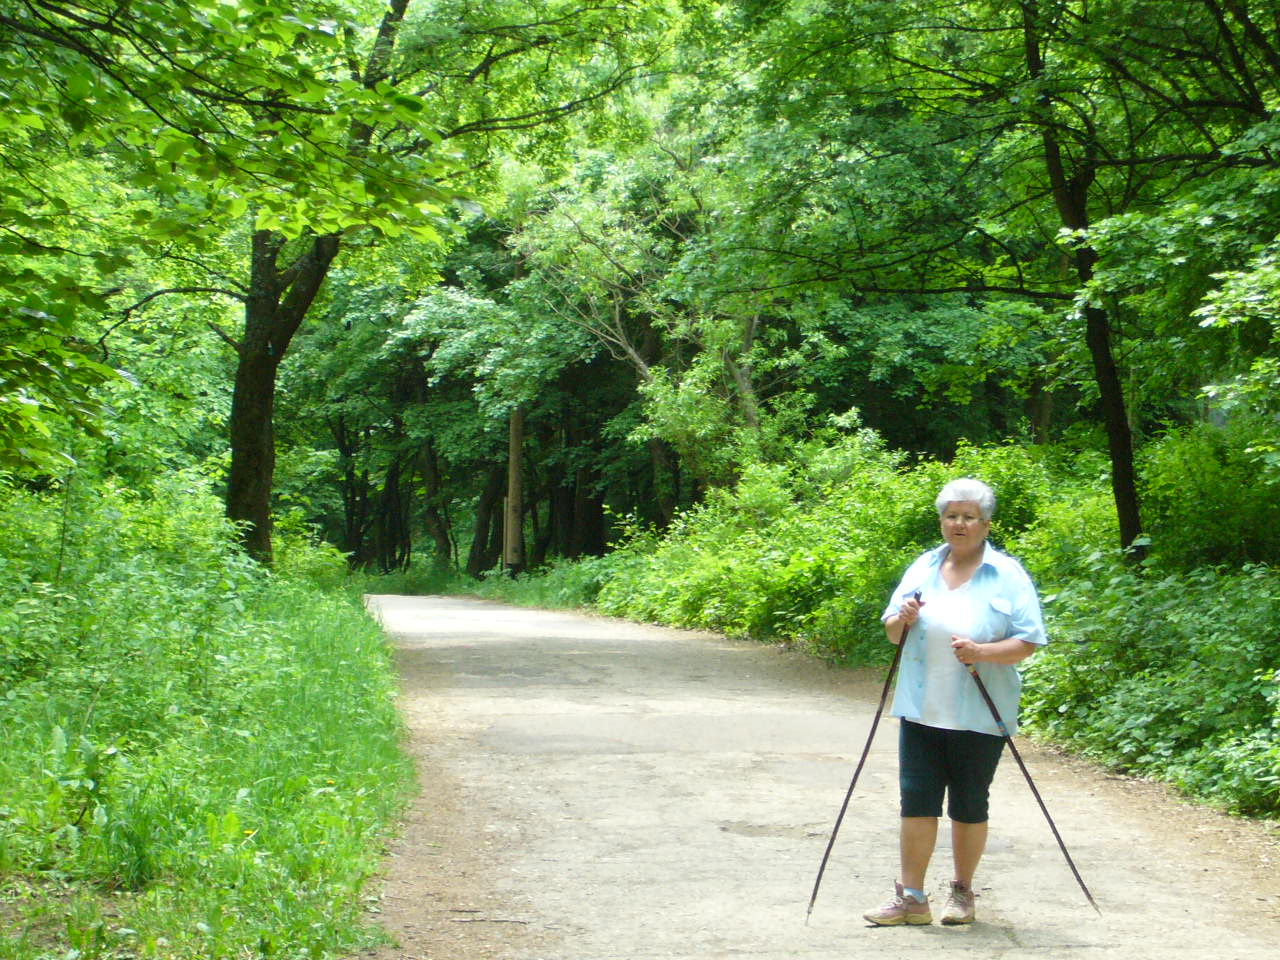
[357,595,1280,960]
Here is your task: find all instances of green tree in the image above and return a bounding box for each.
[223,0,667,561]
[1,1,666,564]
[0,1,433,473]
[676,0,1280,550]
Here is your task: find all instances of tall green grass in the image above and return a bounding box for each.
[0,475,412,959]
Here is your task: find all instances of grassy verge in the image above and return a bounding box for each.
[0,477,413,959]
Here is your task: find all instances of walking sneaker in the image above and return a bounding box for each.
[941,880,976,925]
[863,882,932,926]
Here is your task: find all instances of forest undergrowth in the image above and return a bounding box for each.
[0,475,412,960]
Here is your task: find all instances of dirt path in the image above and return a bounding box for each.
[357,595,1280,960]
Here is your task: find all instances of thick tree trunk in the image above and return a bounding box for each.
[225,231,340,562]
[225,345,280,562]
[223,0,407,563]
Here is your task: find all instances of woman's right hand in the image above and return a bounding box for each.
[886,591,924,644]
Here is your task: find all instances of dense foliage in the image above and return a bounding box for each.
[0,477,410,958]
[8,1,1280,568]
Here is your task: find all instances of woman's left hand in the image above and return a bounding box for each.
[950,636,982,665]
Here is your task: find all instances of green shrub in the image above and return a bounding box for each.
[590,465,878,646]
[1004,483,1119,583]
[1022,557,1280,815]
[1141,418,1280,567]
[587,440,1079,662]
[475,553,618,609]
[359,555,471,596]
[0,475,411,958]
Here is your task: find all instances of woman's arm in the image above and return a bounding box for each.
[950,635,1039,666]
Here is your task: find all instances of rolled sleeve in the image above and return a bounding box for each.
[1005,567,1047,647]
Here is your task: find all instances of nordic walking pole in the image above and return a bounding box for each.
[964,662,1102,915]
[805,591,921,924]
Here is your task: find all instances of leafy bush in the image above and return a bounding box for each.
[358,555,471,597]
[1022,556,1280,816]
[0,475,411,958]
[484,553,618,609]
[1140,417,1280,567]
[587,441,1072,663]
[589,461,898,654]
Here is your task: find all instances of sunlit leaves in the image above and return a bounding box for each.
[0,1,468,470]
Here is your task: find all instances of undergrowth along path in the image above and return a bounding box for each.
[359,595,1280,960]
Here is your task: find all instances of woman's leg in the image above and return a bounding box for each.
[866,723,944,924]
[900,817,939,890]
[942,728,1002,905]
[898,721,946,891]
[950,819,988,887]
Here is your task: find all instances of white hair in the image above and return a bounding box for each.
[935,478,996,521]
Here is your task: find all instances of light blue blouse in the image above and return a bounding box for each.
[881,542,1047,736]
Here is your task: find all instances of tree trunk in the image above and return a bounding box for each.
[370,455,413,572]
[226,230,340,562]
[418,439,454,563]
[331,415,372,562]
[465,466,505,577]
[223,0,408,563]
[486,494,505,566]
[1022,1,1144,553]
[1081,297,1144,552]
[225,342,279,562]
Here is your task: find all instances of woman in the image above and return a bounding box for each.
[863,478,1046,926]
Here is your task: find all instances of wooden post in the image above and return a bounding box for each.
[503,405,526,575]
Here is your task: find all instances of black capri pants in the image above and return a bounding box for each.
[899,719,1006,823]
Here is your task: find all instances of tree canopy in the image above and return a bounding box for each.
[2,0,1278,566]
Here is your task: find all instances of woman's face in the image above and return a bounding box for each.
[939,500,990,556]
